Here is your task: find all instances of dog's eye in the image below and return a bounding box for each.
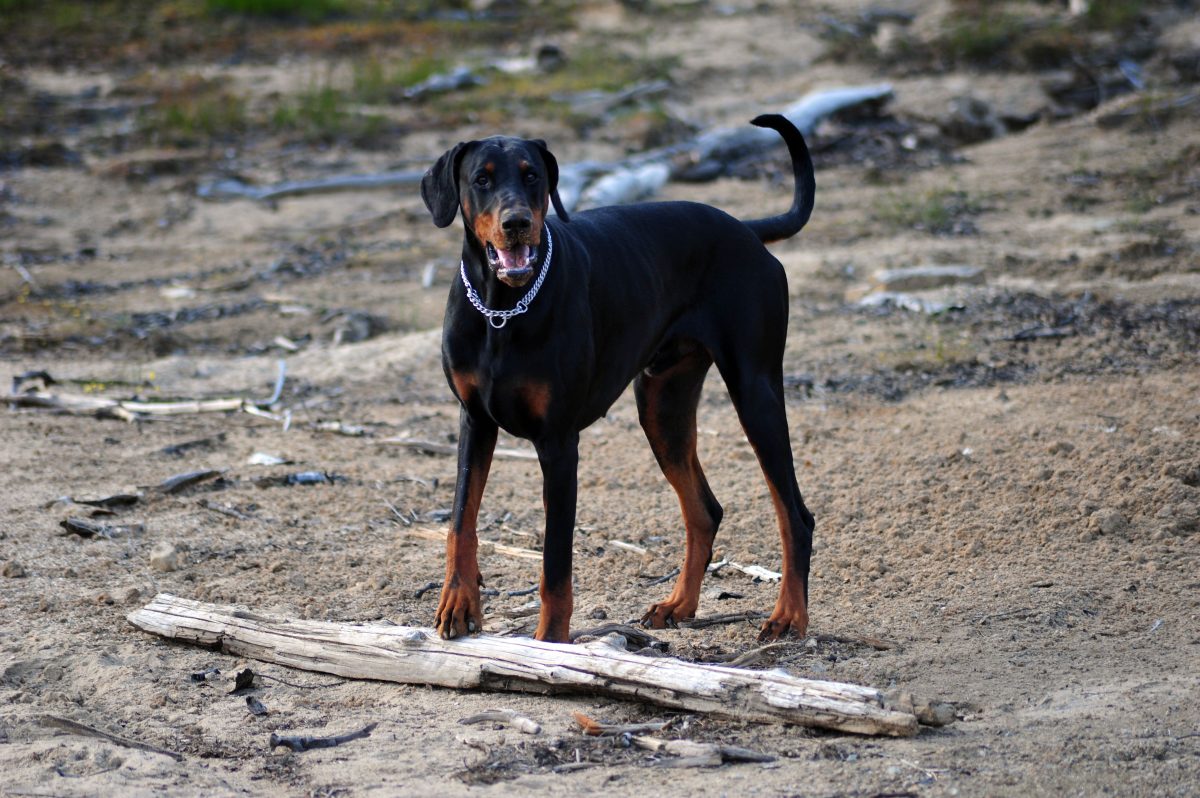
[523,171,539,185]
[473,174,490,189]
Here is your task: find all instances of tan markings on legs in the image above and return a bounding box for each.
[759,480,809,641]
[535,577,573,643]
[435,420,495,640]
[636,358,720,629]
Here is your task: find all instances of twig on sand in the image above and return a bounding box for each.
[40,715,184,762]
[679,611,767,629]
[813,632,896,651]
[5,360,288,424]
[460,709,542,735]
[198,171,425,203]
[727,641,797,668]
[376,437,538,461]
[269,722,377,753]
[398,525,542,561]
[572,711,672,737]
[631,735,775,766]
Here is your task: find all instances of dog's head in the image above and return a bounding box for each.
[422,136,569,288]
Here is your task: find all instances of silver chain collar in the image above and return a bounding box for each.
[459,224,553,329]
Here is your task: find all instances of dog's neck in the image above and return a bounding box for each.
[458,230,553,321]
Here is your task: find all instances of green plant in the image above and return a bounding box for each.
[204,0,348,21]
[351,53,447,103]
[1086,0,1142,31]
[1017,21,1087,69]
[875,189,982,235]
[938,10,1024,66]
[143,79,249,144]
[271,81,388,145]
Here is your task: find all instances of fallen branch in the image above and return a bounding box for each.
[5,362,287,424]
[559,85,897,209]
[58,517,143,539]
[269,722,377,753]
[572,711,671,737]
[128,594,920,736]
[40,715,184,762]
[815,632,896,652]
[569,623,666,651]
[460,709,542,735]
[679,611,766,629]
[608,539,649,556]
[149,468,224,494]
[707,558,782,582]
[631,735,775,765]
[198,171,424,203]
[198,499,254,521]
[193,87,894,214]
[727,641,796,668]
[399,525,542,561]
[997,325,1076,342]
[377,437,539,461]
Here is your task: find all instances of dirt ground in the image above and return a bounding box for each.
[2,1,1199,796]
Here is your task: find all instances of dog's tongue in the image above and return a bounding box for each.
[496,245,530,273]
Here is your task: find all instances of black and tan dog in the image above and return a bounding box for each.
[420,114,816,643]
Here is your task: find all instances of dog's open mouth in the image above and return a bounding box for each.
[487,242,537,286]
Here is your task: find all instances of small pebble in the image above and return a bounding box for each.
[2,560,26,578]
[1092,508,1130,538]
[149,543,179,573]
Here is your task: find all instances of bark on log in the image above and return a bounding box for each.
[128,593,918,737]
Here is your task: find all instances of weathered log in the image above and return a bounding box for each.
[197,171,425,202]
[128,593,918,737]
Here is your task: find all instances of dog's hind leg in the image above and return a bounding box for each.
[636,345,724,628]
[717,356,814,641]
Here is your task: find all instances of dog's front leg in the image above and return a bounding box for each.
[533,433,579,643]
[435,408,498,639]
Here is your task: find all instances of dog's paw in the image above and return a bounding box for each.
[434,575,482,640]
[757,603,808,642]
[639,598,697,630]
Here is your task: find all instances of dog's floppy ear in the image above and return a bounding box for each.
[421,141,472,228]
[530,139,570,223]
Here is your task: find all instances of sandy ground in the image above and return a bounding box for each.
[2,1,1199,795]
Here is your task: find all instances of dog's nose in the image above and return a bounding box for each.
[501,211,533,234]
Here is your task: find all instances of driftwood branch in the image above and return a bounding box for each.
[194,86,893,210]
[376,436,539,461]
[631,734,775,766]
[459,709,542,734]
[398,525,542,561]
[269,722,377,753]
[5,361,287,423]
[198,171,425,203]
[40,715,184,761]
[128,593,919,737]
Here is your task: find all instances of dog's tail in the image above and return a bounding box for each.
[741,114,815,244]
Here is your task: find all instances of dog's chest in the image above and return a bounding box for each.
[450,361,555,440]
